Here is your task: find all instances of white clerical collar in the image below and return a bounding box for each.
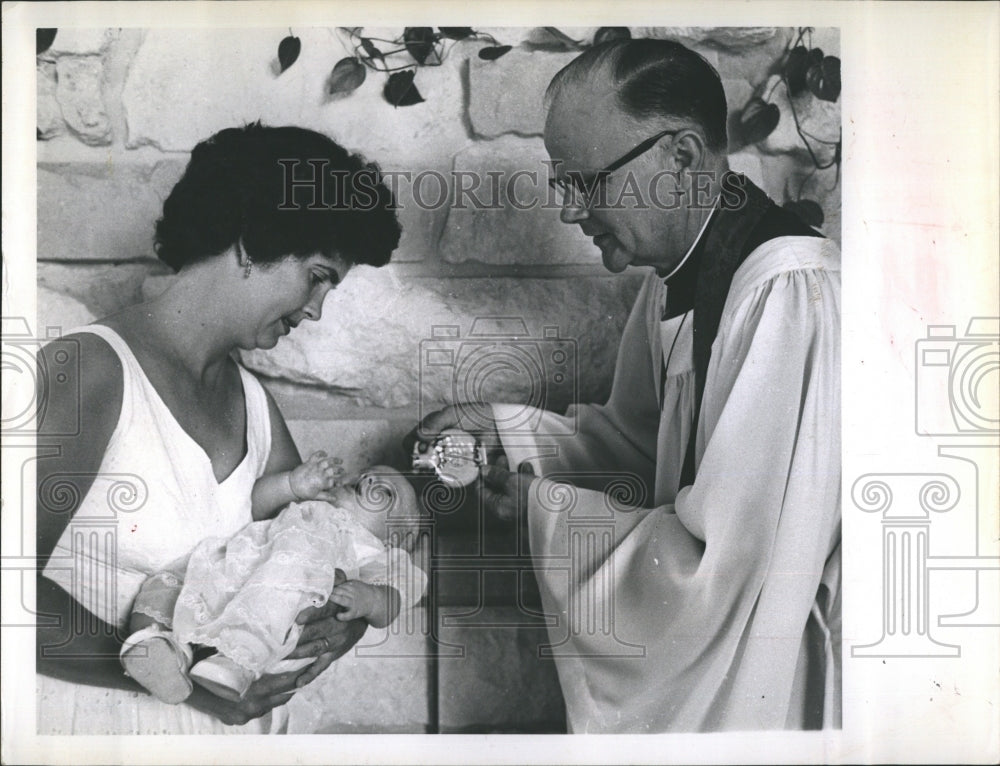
[659,199,719,282]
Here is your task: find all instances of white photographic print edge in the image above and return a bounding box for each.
[3,1,998,764]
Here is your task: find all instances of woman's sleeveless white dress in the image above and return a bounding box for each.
[37,324,280,734]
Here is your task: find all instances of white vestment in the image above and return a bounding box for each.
[494,236,841,733]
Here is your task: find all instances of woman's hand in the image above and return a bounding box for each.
[185,671,302,727]
[280,569,368,688]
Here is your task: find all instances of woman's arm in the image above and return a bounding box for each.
[35,333,134,684]
[250,388,303,520]
[36,338,316,721]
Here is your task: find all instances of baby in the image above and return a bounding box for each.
[119,453,426,704]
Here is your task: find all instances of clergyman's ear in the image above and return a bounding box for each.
[665,129,707,172]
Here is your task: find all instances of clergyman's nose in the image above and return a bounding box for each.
[560,198,590,224]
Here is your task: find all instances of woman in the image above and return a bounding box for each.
[35,123,402,733]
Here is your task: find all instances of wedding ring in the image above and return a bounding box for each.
[320,637,331,652]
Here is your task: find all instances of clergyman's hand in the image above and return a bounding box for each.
[480,462,536,524]
[403,403,506,468]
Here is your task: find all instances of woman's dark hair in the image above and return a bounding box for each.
[546,39,729,152]
[154,123,401,272]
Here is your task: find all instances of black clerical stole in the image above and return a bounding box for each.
[669,173,823,491]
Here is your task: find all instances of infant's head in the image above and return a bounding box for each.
[329,466,423,546]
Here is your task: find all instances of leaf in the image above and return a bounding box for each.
[438,27,475,40]
[328,57,367,95]
[478,45,512,61]
[784,45,810,96]
[278,34,301,73]
[593,27,632,46]
[806,56,841,102]
[359,37,384,62]
[783,199,824,228]
[524,26,583,52]
[384,70,425,107]
[404,27,437,65]
[737,97,781,145]
[37,28,57,55]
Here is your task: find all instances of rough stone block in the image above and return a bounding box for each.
[722,77,754,120]
[37,61,65,140]
[236,265,642,410]
[713,28,794,86]
[468,48,579,138]
[48,29,117,55]
[439,135,599,266]
[37,161,185,262]
[436,606,566,733]
[472,28,597,48]
[122,27,467,171]
[37,262,161,320]
[286,606,433,733]
[759,74,841,163]
[55,57,112,146]
[37,285,96,333]
[388,169,445,263]
[285,418,405,479]
[807,28,841,58]
[637,26,784,49]
[727,149,769,198]
[757,152,802,205]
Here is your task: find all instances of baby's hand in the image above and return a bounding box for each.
[329,580,401,629]
[289,451,343,501]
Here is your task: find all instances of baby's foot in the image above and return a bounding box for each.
[120,627,193,704]
[189,654,256,701]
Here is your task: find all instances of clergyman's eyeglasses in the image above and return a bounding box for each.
[548,128,678,208]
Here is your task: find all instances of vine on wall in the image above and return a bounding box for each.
[275,26,631,107]
[736,27,842,227]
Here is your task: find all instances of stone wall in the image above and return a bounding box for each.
[36,25,840,732]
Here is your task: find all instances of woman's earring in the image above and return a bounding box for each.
[236,238,252,278]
